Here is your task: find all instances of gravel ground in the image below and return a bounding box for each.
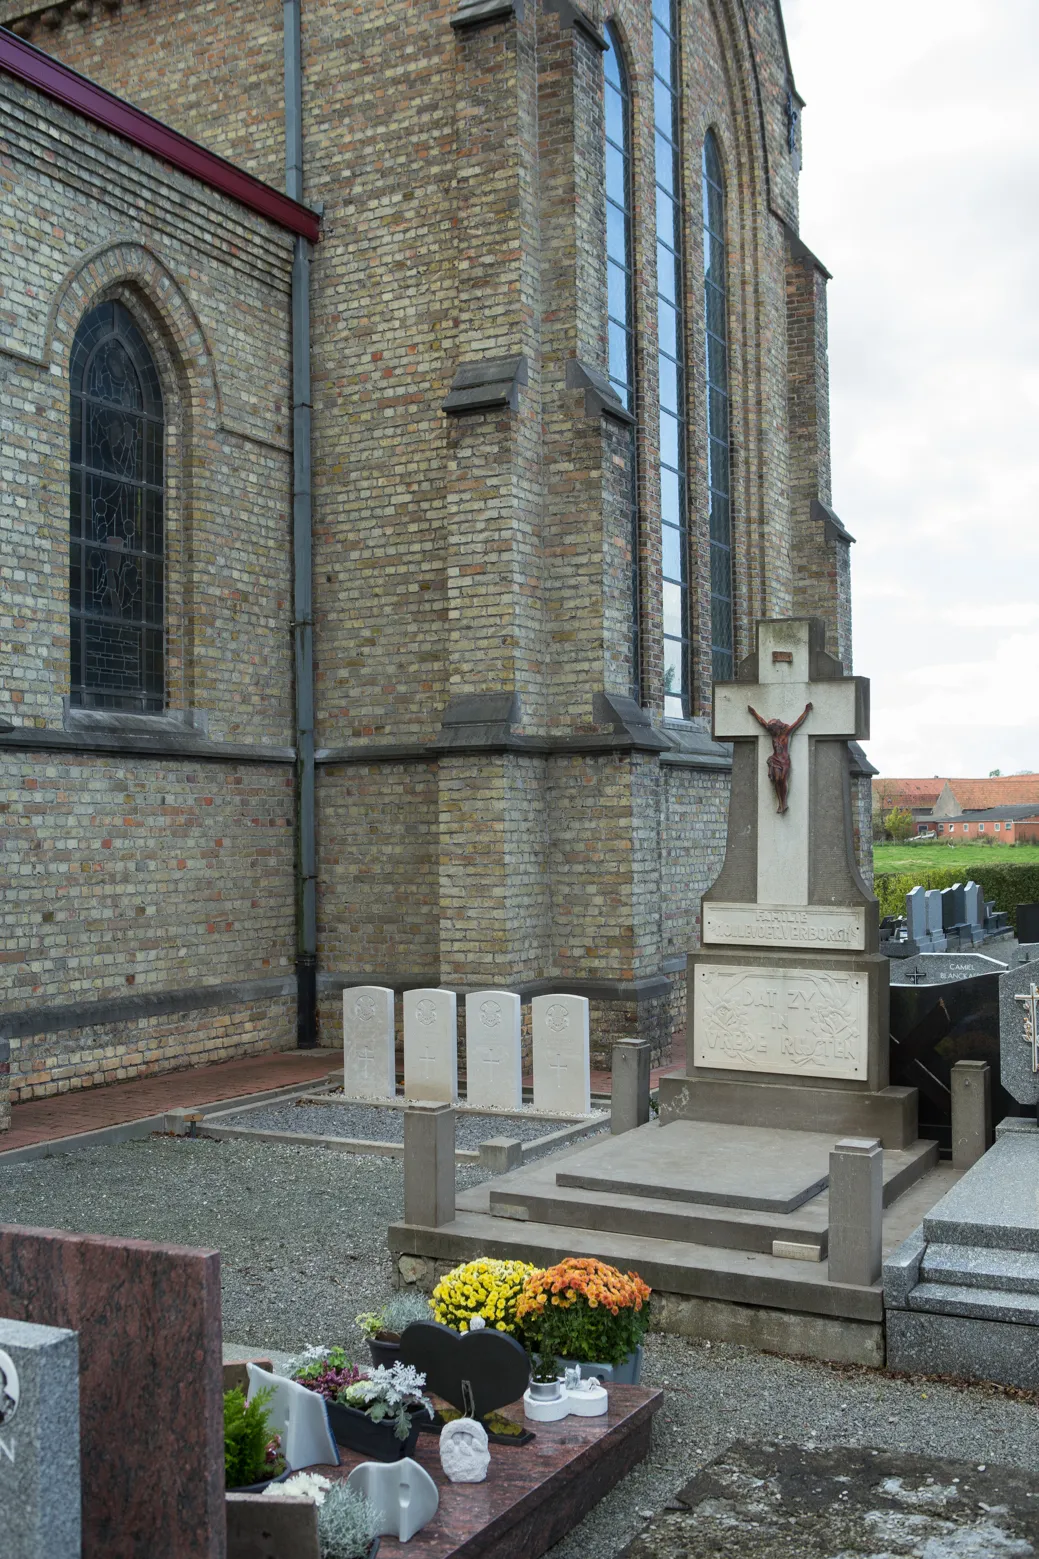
[214,1099,604,1152]
[1,1134,1036,1558]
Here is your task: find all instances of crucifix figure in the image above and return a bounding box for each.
[711,620,869,911]
[1014,984,1039,1074]
[748,702,813,815]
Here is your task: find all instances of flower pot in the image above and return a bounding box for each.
[325,1401,423,1461]
[528,1378,564,1402]
[554,1344,643,1385]
[227,1466,291,1494]
[367,1334,401,1370]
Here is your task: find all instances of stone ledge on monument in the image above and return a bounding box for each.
[657,1073,919,1151]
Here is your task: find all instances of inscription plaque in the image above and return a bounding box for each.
[693,964,868,1081]
[702,902,866,952]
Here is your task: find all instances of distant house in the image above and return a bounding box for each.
[873,775,1039,839]
[924,804,1039,840]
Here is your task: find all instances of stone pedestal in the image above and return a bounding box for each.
[404,1103,456,1228]
[827,1138,882,1286]
[611,1039,651,1135]
[950,1060,991,1171]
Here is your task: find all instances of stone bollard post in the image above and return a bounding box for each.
[0,1318,81,1558]
[827,1137,883,1286]
[611,1039,651,1135]
[404,1102,456,1227]
[951,1059,992,1172]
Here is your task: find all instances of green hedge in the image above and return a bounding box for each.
[874,862,1039,928]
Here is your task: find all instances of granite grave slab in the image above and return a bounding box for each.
[0,1316,80,1559]
[922,1133,1039,1252]
[621,1442,1039,1559]
[0,1224,224,1558]
[312,1385,661,1559]
[553,1119,836,1214]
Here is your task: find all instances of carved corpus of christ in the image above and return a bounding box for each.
[747,702,813,814]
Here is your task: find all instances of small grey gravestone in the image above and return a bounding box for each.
[0,1318,80,1558]
[964,882,983,926]
[940,886,958,932]
[905,886,927,948]
[925,889,947,950]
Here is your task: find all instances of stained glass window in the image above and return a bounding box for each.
[604,25,641,697]
[703,131,734,683]
[69,301,165,711]
[654,0,689,719]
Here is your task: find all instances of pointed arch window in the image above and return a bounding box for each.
[653,0,689,718]
[69,301,165,711]
[702,130,734,683]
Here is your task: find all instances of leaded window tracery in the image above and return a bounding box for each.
[69,301,165,711]
[702,130,734,684]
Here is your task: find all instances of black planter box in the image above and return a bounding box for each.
[325,1401,423,1461]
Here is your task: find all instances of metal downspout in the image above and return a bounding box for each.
[285,0,317,1046]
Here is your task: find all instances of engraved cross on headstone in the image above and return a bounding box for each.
[549,1053,568,1084]
[420,1044,437,1077]
[481,1049,500,1081]
[712,619,869,909]
[1014,984,1039,1074]
[356,1044,375,1079]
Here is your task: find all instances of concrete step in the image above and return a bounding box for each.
[921,1243,1039,1296]
[487,1136,937,1258]
[488,1178,828,1257]
[908,1281,1039,1327]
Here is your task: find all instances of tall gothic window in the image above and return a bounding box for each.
[604,26,634,412]
[604,24,641,695]
[702,130,734,683]
[69,301,165,711]
[654,0,689,719]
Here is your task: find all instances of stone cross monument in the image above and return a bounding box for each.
[661,618,917,1148]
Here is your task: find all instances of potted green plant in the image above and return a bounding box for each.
[526,1353,565,1403]
[224,1385,288,1492]
[515,1258,651,1383]
[355,1291,434,1368]
[325,1362,434,1461]
[288,1345,362,1402]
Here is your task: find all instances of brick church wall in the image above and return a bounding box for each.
[1,0,857,1079]
[0,74,298,1097]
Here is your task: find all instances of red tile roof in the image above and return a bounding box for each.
[872,778,945,809]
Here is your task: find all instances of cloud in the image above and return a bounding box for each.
[782,0,1039,776]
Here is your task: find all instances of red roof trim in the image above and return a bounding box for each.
[0,27,320,243]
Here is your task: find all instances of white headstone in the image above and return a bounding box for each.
[464,990,522,1110]
[0,1318,81,1559]
[342,985,396,1100]
[531,994,591,1115]
[345,1457,439,1543]
[403,988,458,1102]
[246,1364,339,1472]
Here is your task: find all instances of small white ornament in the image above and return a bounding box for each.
[345,1457,439,1542]
[468,1314,486,1331]
[439,1416,491,1483]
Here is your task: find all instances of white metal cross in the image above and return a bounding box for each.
[1014,984,1039,1074]
[712,620,868,907]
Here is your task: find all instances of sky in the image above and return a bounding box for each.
[781,0,1039,779]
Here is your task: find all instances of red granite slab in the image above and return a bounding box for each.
[0,1223,223,1558]
[314,1385,662,1559]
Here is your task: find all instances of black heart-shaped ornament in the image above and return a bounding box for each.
[399,1320,530,1422]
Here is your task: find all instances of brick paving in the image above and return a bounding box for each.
[0,1048,337,1154]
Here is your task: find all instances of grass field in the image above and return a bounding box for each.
[873,841,1039,874]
